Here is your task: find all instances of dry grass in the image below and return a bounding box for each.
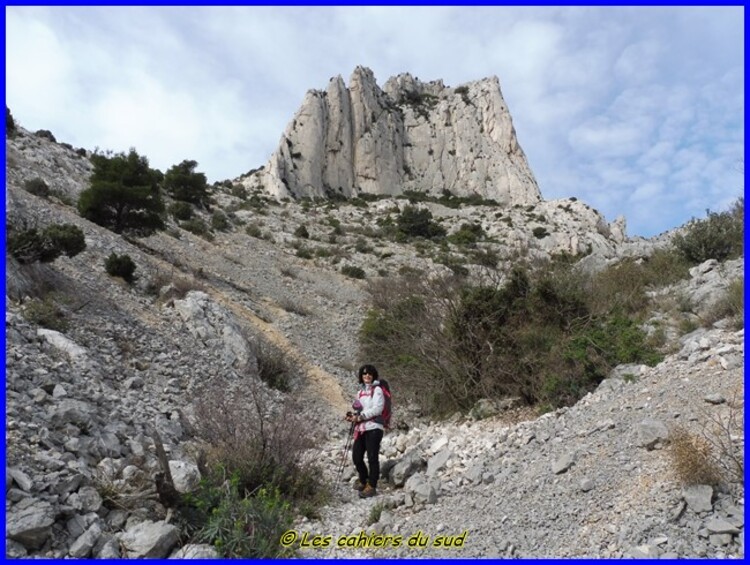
[702,277,744,330]
[277,296,311,317]
[92,458,156,510]
[22,296,68,332]
[668,425,723,486]
[146,270,206,303]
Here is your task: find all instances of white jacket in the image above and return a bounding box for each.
[355,381,385,433]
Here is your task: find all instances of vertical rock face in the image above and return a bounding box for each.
[252,66,541,205]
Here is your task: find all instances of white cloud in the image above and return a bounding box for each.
[614,40,662,84]
[629,181,664,203]
[5,6,743,237]
[569,116,653,159]
[6,12,75,126]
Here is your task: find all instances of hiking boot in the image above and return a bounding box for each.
[359,484,377,498]
[353,481,366,492]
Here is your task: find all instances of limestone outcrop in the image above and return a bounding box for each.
[247,66,541,205]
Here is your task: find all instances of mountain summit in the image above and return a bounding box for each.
[246,66,541,204]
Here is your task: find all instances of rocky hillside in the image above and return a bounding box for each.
[244,66,540,204]
[4,111,744,558]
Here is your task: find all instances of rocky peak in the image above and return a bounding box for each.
[382,71,445,100]
[247,67,541,205]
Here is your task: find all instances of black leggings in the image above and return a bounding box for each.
[352,428,384,488]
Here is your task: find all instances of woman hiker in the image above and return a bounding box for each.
[345,364,385,498]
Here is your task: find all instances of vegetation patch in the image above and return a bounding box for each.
[341,265,366,279]
[672,198,743,264]
[23,177,51,198]
[105,252,137,283]
[360,259,664,416]
[7,223,86,265]
[22,296,68,332]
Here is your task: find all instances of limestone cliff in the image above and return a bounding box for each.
[248,66,541,205]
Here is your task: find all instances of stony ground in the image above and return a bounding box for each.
[4,129,745,558]
[295,326,744,558]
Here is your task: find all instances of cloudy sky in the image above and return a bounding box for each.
[6,6,744,237]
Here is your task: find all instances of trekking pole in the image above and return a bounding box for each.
[334,421,356,493]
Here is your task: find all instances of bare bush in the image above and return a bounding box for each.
[698,388,744,485]
[361,273,497,414]
[668,425,723,486]
[588,259,650,317]
[190,374,322,501]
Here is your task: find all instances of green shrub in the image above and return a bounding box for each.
[435,253,469,276]
[327,217,342,229]
[6,106,16,137]
[640,248,691,286]
[105,253,136,283]
[590,259,650,317]
[294,224,310,239]
[7,223,86,264]
[673,199,744,264]
[23,177,50,198]
[179,470,293,558]
[563,316,661,380]
[211,210,230,232]
[360,260,663,416]
[354,237,373,254]
[8,228,57,264]
[246,223,263,238]
[454,85,471,105]
[169,201,194,221]
[181,217,213,240]
[448,222,484,245]
[469,247,500,268]
[44,224,86,258]
[532,226,550,239]
[341,265,366,279]
[395,205,446,240]
[35,129,56,142]
[230,184,248,200]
